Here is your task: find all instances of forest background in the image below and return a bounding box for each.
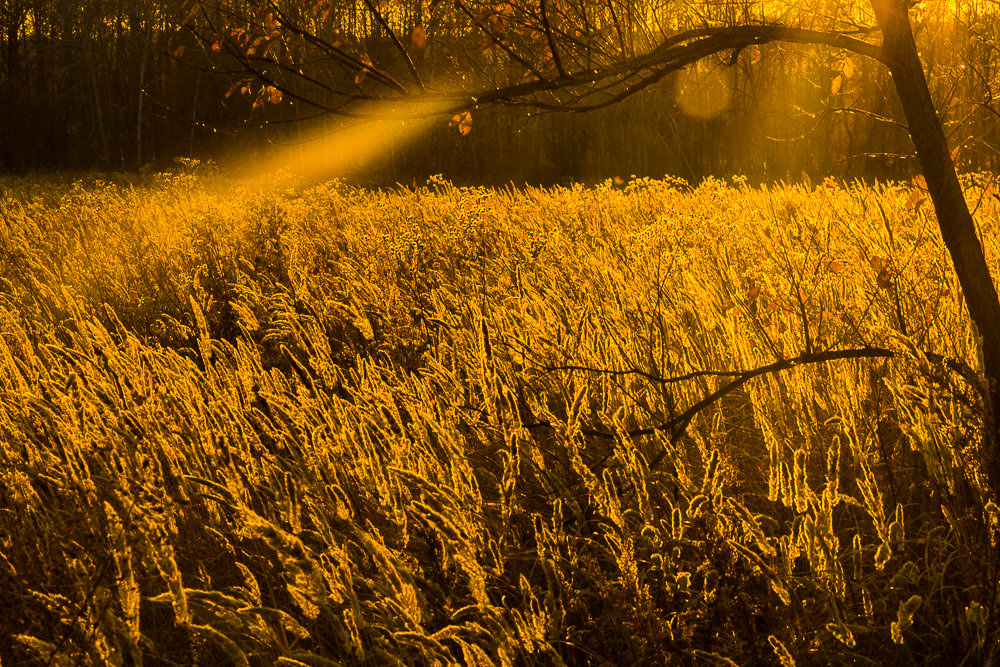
[4,0,1000,184]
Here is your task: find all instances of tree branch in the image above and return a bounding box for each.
[355,0,425,92]
[458,24,885,112]
[525,346,896,474]
[539,0,566,78]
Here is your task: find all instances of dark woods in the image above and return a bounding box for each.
[4,0,1000,184]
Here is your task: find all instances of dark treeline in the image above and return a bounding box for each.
[3,1,1000,184]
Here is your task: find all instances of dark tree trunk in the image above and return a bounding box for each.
[872,0,1000,493]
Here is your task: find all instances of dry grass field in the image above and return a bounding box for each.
[2,169,999,664]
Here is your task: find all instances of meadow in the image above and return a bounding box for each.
[1,168,998,665]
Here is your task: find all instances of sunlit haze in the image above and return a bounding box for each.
[242,98,454,184]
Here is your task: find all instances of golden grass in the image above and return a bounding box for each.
[1,168,999,664]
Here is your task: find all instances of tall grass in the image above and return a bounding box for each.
[1,169,998,664]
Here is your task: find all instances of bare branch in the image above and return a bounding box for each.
[539,0,566,78]
[526,346,897,462]
[354,0,425,91]
[265,3,407,94]
[455,0,548,82]
[458,24,885,112]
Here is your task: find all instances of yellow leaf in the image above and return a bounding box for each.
[842,57,855,79]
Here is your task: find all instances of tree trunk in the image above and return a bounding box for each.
[872,0,1000,494]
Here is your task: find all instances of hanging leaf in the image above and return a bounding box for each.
[355,55,373,86]
[913,174,928,191]
[411,25,427,50]
[877,267,894,290]
[224,79,245,100]
[871,256,893,289]
[265,11,278,34]
[451,111,473,135]
[906,188,927,212]
[181,0,203,26]
[246,36,267,55]
[831,74,843,95]
[459,113,473,136]
[842,57,855,79]
[173,45,186,58]
[312,0,331,18]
